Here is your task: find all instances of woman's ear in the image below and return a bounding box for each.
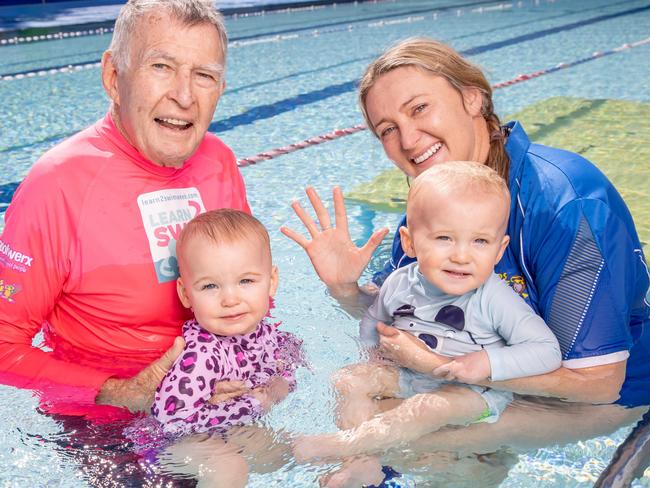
[462,87,483,117]
[399,226,417,258]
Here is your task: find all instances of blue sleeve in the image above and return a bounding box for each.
[529,198,641,364]
[372,215,416,286]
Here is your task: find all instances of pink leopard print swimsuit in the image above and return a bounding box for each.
[152,319,302,435]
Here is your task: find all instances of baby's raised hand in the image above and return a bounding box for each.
[432,350,491,384]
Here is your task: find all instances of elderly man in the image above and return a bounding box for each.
[0,0,248,415]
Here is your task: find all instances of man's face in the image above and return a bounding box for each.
[102,12,225,167]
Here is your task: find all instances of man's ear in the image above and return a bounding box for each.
[462,86,483,117]
[399,226,417,258]
[269,265,279,298]
[176,277,192,309]
[101,51,120,104]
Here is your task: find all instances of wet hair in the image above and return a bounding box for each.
[407,161,510,227]
[108,0,228,73]
[176,209,270,268]
[358,37,510,180]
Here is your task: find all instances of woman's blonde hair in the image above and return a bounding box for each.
[358,37,509,180]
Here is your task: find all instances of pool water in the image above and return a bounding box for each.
[1,0,650,486]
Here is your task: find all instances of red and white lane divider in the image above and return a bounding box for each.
[237,124,367,166]
[236,35,650,167]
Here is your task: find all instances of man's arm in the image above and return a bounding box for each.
[0,166,181,412]
[0,168,113,397]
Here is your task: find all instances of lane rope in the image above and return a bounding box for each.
[0,0,548,78]
[0,0,519,47]
[235,35,650,167]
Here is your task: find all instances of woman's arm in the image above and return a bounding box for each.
[485,361,626,404]
[379,324,624,404]
[281,186,389,318]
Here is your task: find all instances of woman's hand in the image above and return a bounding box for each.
[96,336,185,412]
[280,186,389,297]
[377,322,451,374]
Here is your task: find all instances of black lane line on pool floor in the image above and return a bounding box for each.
[205,3,650,132]
[1,3,649,210]
[2,2,648,150]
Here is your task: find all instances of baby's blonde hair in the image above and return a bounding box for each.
[176,209,270,273]
[407,161,510,225]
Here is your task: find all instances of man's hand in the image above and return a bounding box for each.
[433,350,491,384]
[95,336,185,412]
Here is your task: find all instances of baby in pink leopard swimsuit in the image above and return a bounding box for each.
[152,209,303,437]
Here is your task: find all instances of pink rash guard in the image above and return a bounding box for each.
[0,113,250,411]
[152,319,303,435]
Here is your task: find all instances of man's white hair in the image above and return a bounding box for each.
[108,0,228,72]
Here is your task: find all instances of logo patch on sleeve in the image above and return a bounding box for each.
[0,239,33,273]
[498,272,529,299]
[0,279,20,303]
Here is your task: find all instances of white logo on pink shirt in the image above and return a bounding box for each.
[0,239,33,273]
[137,188,205,283]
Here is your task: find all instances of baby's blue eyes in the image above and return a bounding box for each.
[201,279,254,290]
[434,236,489,244]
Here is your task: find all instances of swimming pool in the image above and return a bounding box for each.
[1,0,650,486]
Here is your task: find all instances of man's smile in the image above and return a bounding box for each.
[155,117,193,130]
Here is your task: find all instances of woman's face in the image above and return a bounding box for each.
[365,66,489,178]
